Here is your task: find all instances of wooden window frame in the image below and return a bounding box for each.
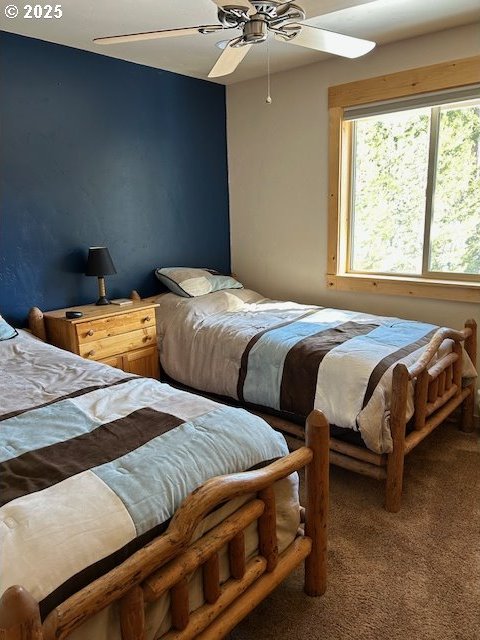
[326,56,480,303]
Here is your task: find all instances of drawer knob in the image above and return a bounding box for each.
[143,336,152,343]
[87,329,94,337]
[143,316,151,322]
[88,350,95,357]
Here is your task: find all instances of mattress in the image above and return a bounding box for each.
[0,330,299,640]
[155,289,476,454]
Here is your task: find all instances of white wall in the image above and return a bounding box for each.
[227,23,480,332]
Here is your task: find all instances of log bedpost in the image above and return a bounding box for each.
[385,363,409,513]
[304,409,329,597]
[461,318,477,433]
[0,586,43,640]
[130,290,142,302]
[27,307,47,342]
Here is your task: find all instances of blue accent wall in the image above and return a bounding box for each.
[0,32,230,325]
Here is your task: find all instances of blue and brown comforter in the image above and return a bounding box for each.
[0,331,295,632]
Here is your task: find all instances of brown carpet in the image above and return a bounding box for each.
[230,423,480,640]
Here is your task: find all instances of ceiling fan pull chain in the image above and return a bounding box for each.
[266,34,272,104]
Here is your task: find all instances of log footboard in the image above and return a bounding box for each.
[0,411,329,640]
[385,319,477,512]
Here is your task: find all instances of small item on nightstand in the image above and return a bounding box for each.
[66,311,84,319]
[110,298,133,306]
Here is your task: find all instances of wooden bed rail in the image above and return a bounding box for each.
[0,411,329,640]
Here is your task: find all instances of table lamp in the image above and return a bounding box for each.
[85,247,117,305]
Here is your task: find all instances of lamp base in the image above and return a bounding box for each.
[95,276,110,305]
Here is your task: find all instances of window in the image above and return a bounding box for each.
[327,56,480,302]
[349,99,480,279]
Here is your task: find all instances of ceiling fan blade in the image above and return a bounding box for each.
[94,25,223,46]
[208,41,252,78]
[275,24,375,58]
[211,0,256,16]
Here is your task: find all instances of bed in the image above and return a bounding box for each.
[130,284,477,513]
[0,325,329,640]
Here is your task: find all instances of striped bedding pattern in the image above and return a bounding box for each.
[0,331,295,634]
[156,290,476,454]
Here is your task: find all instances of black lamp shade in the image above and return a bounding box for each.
[85,247,117,277]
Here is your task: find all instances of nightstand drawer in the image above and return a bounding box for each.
[78,326,157,360]
[75,309,156,343]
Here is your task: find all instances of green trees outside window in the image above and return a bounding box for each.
[350,100,480,278]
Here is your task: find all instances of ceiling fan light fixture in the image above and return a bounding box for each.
[243,17,268,43]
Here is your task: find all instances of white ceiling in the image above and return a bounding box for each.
[2,0,479,84]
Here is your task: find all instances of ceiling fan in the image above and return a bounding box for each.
[93,0,376,79]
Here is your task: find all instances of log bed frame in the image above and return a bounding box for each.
[1,311,330,640]
[128,291,477,513]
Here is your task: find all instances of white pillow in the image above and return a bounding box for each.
[155,267,243,298]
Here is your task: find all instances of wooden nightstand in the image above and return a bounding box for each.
[43,301,160,378]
